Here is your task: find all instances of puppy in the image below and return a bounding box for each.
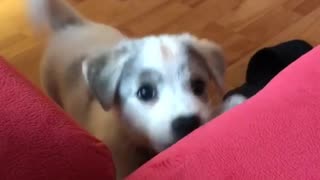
[28,0,226,178]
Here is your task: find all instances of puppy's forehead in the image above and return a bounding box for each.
[124,35,212,82]
[137,36,186,69]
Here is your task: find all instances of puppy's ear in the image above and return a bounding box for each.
[188,38,226,94]
[82,43,132,110]
[195,39,225,87]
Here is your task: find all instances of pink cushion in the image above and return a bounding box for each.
[0,59,115,180]
[127,46,320,180]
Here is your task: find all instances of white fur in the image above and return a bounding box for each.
[27,0,225,178]
[223,94,247,112]
[119,36,213,151]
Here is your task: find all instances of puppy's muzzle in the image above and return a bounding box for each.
[172,115,201,140]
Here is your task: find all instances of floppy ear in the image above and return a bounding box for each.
[82,44,132,110]
[195,39,225,88]
[188,37,225,95]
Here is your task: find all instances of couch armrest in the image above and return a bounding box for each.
[0,59,115,180]
[128,46,320,180]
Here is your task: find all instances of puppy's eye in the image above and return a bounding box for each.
[191,79,206,96]
[137,83,157,102]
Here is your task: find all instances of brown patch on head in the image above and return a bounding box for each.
[185,44,225,96]
[187,45,212,78]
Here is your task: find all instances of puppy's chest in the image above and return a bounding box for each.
[111,138,152,179]
[86,102,151,179]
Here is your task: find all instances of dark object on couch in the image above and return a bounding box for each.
[224,40,313,106]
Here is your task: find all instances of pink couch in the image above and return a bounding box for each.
[0,59,115,179]
[1,46,320,180]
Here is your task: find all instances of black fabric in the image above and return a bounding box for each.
[224,40,313,100]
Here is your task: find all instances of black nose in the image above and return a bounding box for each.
[172,115,201,139]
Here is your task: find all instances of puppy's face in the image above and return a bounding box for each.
[83,34,225,152]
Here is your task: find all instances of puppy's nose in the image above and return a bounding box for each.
[172,115,201,139]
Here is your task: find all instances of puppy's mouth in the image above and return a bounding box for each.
[152,115,208,152]
[153,142,175,153]
[155,131,199,153]
[163,142,175,150]
[155,136,191,152]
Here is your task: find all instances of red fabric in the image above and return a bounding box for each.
[128,46,320,180]
[0,59,115,180]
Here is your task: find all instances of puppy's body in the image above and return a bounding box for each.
[42,23,124,124]
[28,0,225,178]
[30,1,146,177]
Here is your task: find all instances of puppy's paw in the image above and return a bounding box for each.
[222,94,247,112]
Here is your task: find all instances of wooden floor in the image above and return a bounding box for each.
[1,0,320,90]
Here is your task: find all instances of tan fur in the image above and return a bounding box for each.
[29,0,225,178]
[29,1,149,178]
